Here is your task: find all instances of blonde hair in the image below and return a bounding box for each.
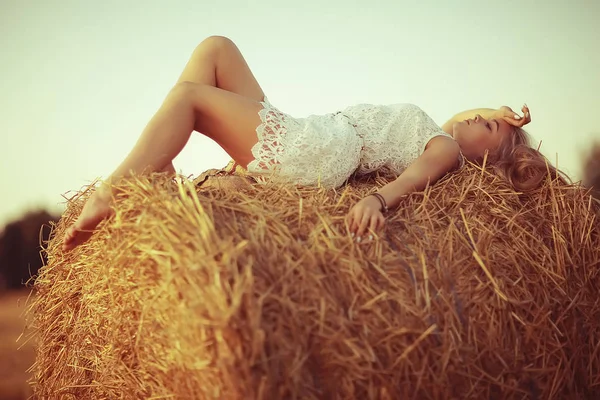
[485,126,569,192]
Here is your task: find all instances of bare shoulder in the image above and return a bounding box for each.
[426,135,460,153]
[425,135,461,168]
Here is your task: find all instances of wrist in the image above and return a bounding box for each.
[368,192,389,213]
[362,195,380,209]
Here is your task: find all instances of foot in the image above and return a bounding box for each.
[62,189,114,252]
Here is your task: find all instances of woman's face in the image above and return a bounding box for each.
[452,115,512,159]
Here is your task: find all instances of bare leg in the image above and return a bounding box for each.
[176,36,265,101]
[62,37,267,251]
[161,162,176,176]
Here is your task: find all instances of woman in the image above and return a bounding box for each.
[62,35,540,251]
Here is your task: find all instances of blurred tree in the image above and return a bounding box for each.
[0,210,59,292]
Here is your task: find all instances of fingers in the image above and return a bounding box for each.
[522,103,531,124]
[345,213,353,233]
[346,206,364,237]
[356,213,370,239]
[346,201,386,243]
[346,212,357,238]
[379,214,386,230]
[368,215,379,238]
[502,104,531,128]
[514,104,530,126]
[499,105,520,121]
[349,213,385,243]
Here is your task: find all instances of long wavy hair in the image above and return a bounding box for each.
[582,143,600,200]
[484,126,570,192]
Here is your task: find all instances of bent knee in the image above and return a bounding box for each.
[195,35,237,56]
[168,81,208,102]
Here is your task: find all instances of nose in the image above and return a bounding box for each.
[474,114,482,122]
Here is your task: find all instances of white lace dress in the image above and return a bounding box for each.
[246,97,462,188]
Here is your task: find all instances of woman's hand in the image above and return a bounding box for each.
[346,196,385,242]
[495,104,531,128]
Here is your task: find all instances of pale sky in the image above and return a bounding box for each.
[1,0,599,226]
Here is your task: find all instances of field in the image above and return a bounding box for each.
[0,290,34,400]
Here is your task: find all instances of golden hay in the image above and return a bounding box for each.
[26,161,600,399]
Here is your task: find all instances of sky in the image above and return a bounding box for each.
[1,0,599,227]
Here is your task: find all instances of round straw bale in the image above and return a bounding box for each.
[25,162,600,399]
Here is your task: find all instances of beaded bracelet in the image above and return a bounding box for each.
[369,193,389,213]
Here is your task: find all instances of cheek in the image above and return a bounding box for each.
[463,127,492,153]
[454,122,470,138]
[472,127,489,142]
[460,125,482,141]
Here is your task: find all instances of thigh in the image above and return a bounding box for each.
[187,83,264,168]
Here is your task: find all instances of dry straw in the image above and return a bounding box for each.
[25,159,600,399]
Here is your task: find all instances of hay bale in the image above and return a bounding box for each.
[26,161,600,399]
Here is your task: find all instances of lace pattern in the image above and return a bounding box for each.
[341,103,461,175]
[246,97,363,188]
[246,99,463,188]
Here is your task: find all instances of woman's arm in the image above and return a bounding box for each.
[376,136,461,209]
[441,105,530,135]
[440,107,498,135]
[346,136,460,239]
